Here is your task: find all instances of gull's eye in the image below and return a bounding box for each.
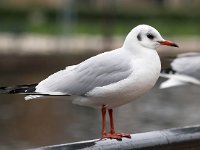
[147,33,154,40]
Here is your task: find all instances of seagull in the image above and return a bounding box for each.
[0,24,178,140]
[160,52,200,89]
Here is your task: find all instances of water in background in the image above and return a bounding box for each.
[0,54,200,150]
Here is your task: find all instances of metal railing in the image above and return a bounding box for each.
[32,124,200,150]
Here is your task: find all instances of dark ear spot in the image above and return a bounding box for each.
[137,33,142,41]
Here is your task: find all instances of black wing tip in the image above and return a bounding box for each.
[0,83,72,97]
[161,68,176,74]
[0,83,38,94]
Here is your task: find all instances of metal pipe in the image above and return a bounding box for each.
[32,124,200,150]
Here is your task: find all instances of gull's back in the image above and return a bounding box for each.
[35,48,132,96]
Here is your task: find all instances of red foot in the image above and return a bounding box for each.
[103,133,122,140]
[102,133,131,140]
[115,132,131,139]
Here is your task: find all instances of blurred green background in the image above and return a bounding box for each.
[1,0,200,36]
[0,0,200,149]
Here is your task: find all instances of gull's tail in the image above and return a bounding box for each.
[0,83,70,100]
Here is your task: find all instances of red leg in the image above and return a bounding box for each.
[108,109,115,134]
[101,107,121,140]
[108,108,131,139]
[101,105,131,140]
[101,104,107,137]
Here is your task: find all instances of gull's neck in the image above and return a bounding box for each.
[122,41,157,57]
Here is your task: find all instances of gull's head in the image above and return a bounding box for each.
[123,24,178,50]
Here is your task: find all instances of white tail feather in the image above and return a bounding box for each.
[160,73,200,89]
[24,92,69,100]
[25,95,43,100]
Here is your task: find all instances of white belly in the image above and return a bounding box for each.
[73,52,161,108]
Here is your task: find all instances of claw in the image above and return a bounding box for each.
[115,133,131,139]
[102,133,122,140]
[102,132,131,140]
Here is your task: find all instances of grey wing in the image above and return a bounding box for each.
[171,52,200,79]
[35,50,132,95]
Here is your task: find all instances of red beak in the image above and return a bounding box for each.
[159,40,179,48]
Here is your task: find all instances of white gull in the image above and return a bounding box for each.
[0,24,178,140]
[160,52,200,89]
